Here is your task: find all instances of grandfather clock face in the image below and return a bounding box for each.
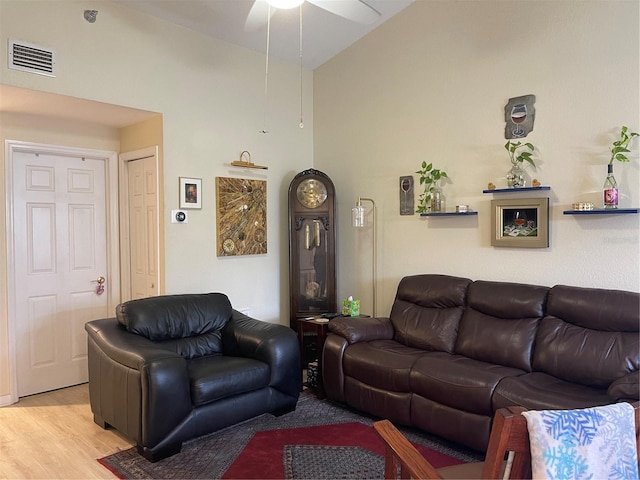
[288,170,337,327]
[296,179,328,209]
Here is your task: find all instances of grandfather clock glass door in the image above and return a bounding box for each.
[288,169,336,329]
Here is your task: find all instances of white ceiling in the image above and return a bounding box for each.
[113,0,414,70]
[1,1,413,128]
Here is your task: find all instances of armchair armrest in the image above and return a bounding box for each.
[222,310,301,397]
[86,318,185,369]
[85,318,191,448]
[328,316,394,344]
[373,419,442,479]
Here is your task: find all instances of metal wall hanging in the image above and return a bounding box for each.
[399,176,414,215]
[504,94,536,139]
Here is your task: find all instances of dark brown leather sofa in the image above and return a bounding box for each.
[323,274,639,452]
[85,293,300,461]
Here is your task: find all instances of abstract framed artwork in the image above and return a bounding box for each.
[215,177,267,256]
[491,197,549,248]
[179,177,202,209]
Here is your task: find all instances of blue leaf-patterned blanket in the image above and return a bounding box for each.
[522,403,638,480]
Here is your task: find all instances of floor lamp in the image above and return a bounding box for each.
[352,197,377,317]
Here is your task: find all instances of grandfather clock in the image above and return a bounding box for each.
[288,169,337,329]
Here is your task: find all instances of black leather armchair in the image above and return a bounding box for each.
[85,293,300,461]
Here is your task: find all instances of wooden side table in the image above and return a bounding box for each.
[296,317,330,398]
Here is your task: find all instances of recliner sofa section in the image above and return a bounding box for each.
[323,274,639,452]
[85,293,301,461]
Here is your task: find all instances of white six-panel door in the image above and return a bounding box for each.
[128,155,159,300]
[11,148,109,397]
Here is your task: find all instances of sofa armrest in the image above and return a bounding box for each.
[85,318,191,448]
[328,316,394,344]
[222,310,301,397]
[608,371,640,402]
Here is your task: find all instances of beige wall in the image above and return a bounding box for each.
[120,115,163,154]
[314,0,640,316]
[0,0,313,401]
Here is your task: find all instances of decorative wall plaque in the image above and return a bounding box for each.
[399,175,414,215]
[504,94,536,139]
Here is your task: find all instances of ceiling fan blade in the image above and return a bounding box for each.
[307,0,381,24]
[244,0,275,32]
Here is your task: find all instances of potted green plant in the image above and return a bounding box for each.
[415,161,448,213]
[504,140,536,188]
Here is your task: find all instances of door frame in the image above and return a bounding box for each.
[4,140,120,405]
[118,146,162,301]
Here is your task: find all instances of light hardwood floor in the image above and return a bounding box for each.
[0,384,133,479]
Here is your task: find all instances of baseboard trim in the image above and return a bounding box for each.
[0,392,18,407]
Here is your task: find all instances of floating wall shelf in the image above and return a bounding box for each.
[563,208,639,215]
[420,211,478,217]
[483,186,551,194]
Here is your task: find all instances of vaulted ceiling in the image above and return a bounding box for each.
[113,0,414,69]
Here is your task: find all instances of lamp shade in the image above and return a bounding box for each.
[266,0,304,9]
[352,205,365,228]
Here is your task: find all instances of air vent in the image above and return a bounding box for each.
[8,40,56,77]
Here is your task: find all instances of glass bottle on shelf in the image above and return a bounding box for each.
[430,188,443,212]
[603,164,618,209]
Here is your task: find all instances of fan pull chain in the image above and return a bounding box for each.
[299,4,304,129]
[260,4,271,134]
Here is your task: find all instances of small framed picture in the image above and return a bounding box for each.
[491,197,549,248]
[179,177,202,209]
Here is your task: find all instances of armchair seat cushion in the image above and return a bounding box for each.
[188,355,270,406]
[411,353,525,415]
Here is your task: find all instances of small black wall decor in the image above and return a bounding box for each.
[399,176,414,215]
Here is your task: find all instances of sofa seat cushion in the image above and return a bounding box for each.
[410,352,525,415]
[492,372,612,411]
[188,355,270,406]
[343,340,427,392]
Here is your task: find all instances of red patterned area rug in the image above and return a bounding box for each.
[98,390,482,479]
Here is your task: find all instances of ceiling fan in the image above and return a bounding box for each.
[244,0,381,31]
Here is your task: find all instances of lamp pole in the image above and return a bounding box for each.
[353,197,377,317]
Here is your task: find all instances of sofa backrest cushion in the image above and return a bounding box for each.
[532,285,640,387]
[389,274,471,353]
[116,293,233,358]
[455,281,548,371]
